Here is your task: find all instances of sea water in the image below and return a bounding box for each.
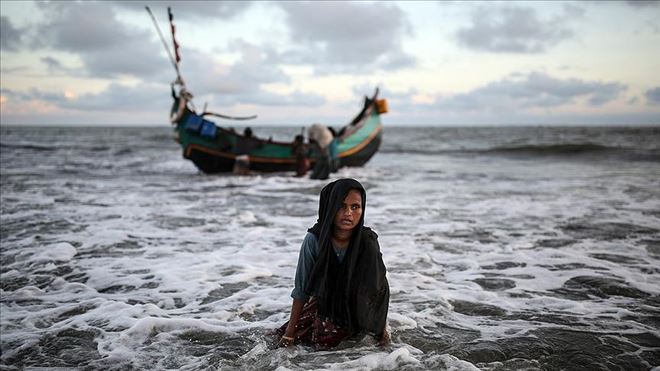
[1,125,659,370]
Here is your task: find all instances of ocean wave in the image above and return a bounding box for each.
[0,142,113,153]
[381,142,617,155]
[381,142,660,161]
[485,143,613,155]
[147,133,176,142]
[0,142,57,151]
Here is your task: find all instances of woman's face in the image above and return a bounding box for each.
[333,189,363,232]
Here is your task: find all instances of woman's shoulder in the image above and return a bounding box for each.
[360,227,380,251]
[304,232,317,243]
[362,226,378,239]
[302,232,318,251]
[300,232,319,256]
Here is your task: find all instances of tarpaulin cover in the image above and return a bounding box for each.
[185,115,203,132]
[200,120,217,139]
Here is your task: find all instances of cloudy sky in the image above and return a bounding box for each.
[1,1,659,126]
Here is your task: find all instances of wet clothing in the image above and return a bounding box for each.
[310,143,331,180]
[308,125,334,180]
[328,138,340,173]
[232,154,250,175]
[291,233,348,302]
[279,179,390,348]
[278,297,351,349]
[292,138,309,177]
[235,136,257,155]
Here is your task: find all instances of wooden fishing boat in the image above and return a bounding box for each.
[169,89,386,174]
[147,6,386,174]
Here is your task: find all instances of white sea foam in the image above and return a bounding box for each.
[2,127,659,369]
[325,346,421,370]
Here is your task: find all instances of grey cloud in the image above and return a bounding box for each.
[1,87,67,105]
[36,2,122,51]
[455,5,581,53]
[352,84,416,104]
[645,87,660,105]
[1,16,23,51]
[237,90,325,107]
[588,84,627,106]
[84,46,170,79]
[278,2,415,72]
[61,83,167,111]
[225,41,291,89]
[380,52,417,71]
[2,83,167,112]
[41,56,63,70]
[40,56,79,76]
[170,41,323,108]
[383,87,418,102]
[0,66,29,74]
[5,35,320,116]
[625,1,660,8]
[562,4,587,18]
[34,2,170,79]
[115,1,252,20]
[182,41,290,97]
[434,72,626,112]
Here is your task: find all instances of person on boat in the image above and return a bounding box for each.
[308,124,332,180]
[233,127,257,175]
[327,127,340,173]
[308,140,330,180]
[278,178,390,349]
[244,127,253,138]
[292,134,309,177]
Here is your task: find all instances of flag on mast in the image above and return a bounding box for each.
[168,7,181,64]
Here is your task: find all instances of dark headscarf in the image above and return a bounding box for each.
[305,178,389,337]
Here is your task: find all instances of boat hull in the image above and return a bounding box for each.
[171,93,384,174]
[182,127,382,174]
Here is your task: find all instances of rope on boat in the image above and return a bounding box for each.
[145,6,183,85]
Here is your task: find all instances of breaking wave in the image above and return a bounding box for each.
[381,142,660,162]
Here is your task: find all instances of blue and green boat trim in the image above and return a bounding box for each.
[169,91,385,174]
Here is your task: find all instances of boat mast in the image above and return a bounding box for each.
[145,6,184,86]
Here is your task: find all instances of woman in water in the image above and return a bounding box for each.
[278,178,390,348]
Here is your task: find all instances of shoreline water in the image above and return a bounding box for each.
[1,126,659,370]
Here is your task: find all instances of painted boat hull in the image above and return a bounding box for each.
[171,94,384,174]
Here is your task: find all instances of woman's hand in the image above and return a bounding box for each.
[279,334,295,347]
[280,298,304,347]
